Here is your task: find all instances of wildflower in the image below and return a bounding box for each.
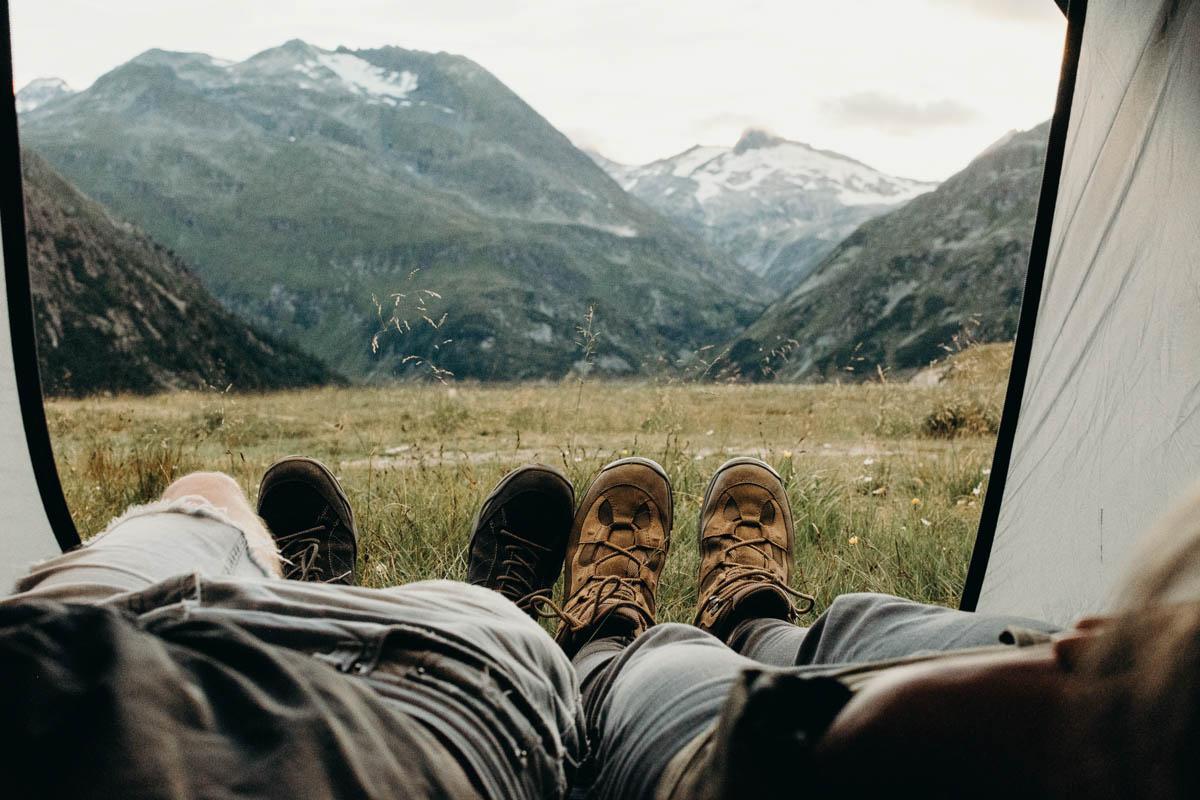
[621,449,630,455]
[848,536,860,545]
[921,518,932,527]
[972,482,983,496]
[705,429,715,436]
[982,468,991,476]
[863,457,875,466]
[857,475,873,483]
[911,497,922,507]
[782,450,793,459]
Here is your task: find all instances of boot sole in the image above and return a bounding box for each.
[559,456,674,625]
[698,456,783,521]
[467,464,575,593]
[589,455,674,524]
[695,456,791,622]
[470,463,575,537]
[259,455,355,532]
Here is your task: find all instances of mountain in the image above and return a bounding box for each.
[19,41,766,380]
[16,77,75,113]
[726,122,1050,381]
[21,148,336,396]
[592,130,935,293]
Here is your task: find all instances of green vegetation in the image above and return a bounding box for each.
[46,346,1009,623]
[22,149,334,395]
[21,43,764,381]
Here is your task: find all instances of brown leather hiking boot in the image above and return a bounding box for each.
[694,457,812,639]
[258,456,358,585]
[554,457,672,655]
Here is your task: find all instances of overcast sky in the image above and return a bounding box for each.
[10,1,1066,181]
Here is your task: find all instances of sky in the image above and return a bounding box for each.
[10,1,1066,181]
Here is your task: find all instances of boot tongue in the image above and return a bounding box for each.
[730,523,771,568]
[599,525,641,578]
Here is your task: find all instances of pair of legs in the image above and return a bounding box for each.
[468,456,1059,798]
[7,455,1058,798]
[7,460,583,799]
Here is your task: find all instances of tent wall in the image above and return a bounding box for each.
[968,0,1200,625]
[0,2,79,591]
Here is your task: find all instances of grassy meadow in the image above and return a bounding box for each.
[44,344,1011,624]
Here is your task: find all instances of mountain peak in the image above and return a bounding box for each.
[278,38,320,57]
[20,76,70,91]
[16,77,75,113]
[733,128,789,153]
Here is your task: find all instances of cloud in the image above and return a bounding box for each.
[690,112,773,142]
[927,0,1061,23]
[821,92,980,135]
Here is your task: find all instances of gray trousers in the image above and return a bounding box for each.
[574,595,1060,800]
[8,497,1057,799]
[5,496,585,800]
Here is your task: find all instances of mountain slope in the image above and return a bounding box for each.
[594,130,935,292]
[20,41,765,380]
[726,122,1050,381]
[22,149,336,396]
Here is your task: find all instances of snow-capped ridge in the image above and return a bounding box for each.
[592,132,939,290]
[115,41,427,109]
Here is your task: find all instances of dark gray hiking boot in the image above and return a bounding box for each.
[467,464,575,616]
[694,457,813,640]
[258,456,358,585]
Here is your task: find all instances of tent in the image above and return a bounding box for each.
[0,0,1196,627]
[0,2,78,593]
[961,0,1200,625]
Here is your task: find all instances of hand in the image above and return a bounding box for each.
[1051,615,1113,670]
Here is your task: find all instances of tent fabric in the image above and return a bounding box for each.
[0,246,65,590]
[975,0,1200,625]
[0,5,79,594]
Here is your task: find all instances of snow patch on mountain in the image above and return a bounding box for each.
[626,134,931,209]
[312,53,418,105]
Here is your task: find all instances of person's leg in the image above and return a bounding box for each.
[10,471,281,604]
[539,457,751,800]
[573,624,754,800]
[726,592,1060,667]
[576,456,1062,799]
[685,458,1059,667]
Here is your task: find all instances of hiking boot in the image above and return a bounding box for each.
[467,464,575,615]
[257,456,358,585]
[555,457,672,655]
[694,457,812,639]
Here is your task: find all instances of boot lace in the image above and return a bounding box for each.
[537,538,663,632]
[494,527,552,610]
[276,523,351,583]
[705,535,815,617]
